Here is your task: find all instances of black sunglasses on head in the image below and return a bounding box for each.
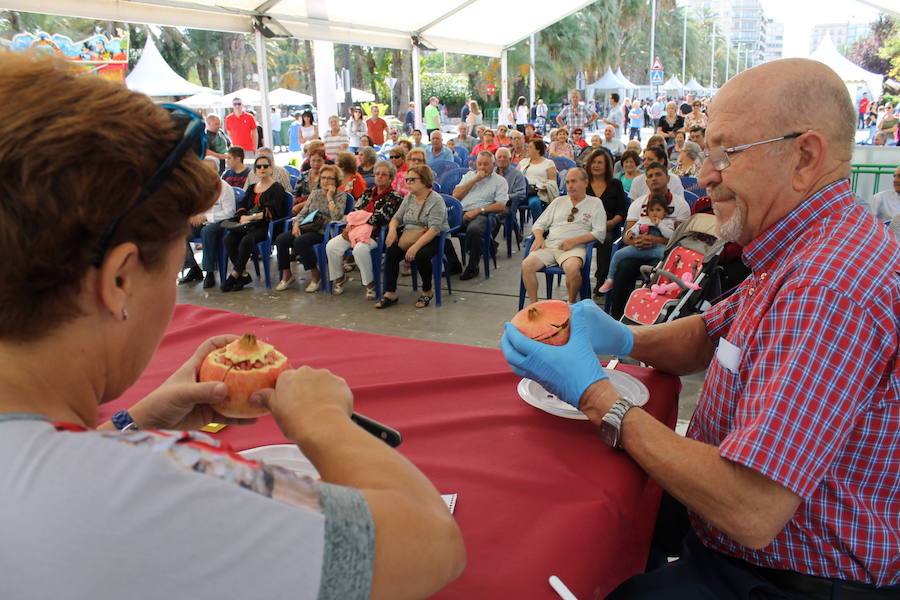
[93,104,206,267]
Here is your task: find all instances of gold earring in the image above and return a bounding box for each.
[121,307,128,321]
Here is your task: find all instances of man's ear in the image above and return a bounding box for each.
[791,131,826,194]
[95,242,140,319]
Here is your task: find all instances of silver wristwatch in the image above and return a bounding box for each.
[599,397,636,449]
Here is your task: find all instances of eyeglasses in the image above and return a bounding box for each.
[404,177,420,184]
[390,154,403,159]
[566,206,579,223]
[255,163,271,170]
[232,102,242,107]
[320,175,337,181]
[702,131,808,172]
[93,104,206,267]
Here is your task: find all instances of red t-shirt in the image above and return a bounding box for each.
[225,112,258,151]
[366,117,388,145]
[858,97,869,114]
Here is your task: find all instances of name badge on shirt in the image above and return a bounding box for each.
[715,337,742,374]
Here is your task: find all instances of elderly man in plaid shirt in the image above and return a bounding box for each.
[502,58,900,599]
[555,90,598,133]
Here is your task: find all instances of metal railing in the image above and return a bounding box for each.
[850,163,897,196]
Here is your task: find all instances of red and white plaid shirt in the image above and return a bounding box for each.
[692,179,900,586]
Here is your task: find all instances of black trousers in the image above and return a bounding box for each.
[458,214,489,271]
[223,225,268,274]
[275,230,324,271]
[384,236,440,293]
[593,236,614,283]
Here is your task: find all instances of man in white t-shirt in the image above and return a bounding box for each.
[870,165,900,223]
[521,167,606,304]
[625,163,691,232]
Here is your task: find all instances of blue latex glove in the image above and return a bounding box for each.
[573,299,634,358]
[501,302,608,408]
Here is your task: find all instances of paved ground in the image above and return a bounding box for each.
[178,218,706,428]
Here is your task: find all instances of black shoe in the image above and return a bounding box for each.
[221,274,237,292]
[202,272,216,289]
[447,263,463,275]
[460,268,479,281]
[178,267,202,284]
[233,273,252,291]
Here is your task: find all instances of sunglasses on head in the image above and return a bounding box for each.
[93,104,206,266]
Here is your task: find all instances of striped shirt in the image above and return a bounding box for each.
[692,179,900,586]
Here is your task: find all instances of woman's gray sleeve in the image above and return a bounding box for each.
[316,483,374,600]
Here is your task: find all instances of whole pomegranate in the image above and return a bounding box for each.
[511,300,571,346]
[199,334,289,418]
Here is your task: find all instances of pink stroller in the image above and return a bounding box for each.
[620,213,727,326]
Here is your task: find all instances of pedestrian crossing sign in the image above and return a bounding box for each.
[650,70,664,85]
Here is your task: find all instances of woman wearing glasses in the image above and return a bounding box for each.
[389,147,410,197]
[376,165,449,309]
[0,52,463,600]
[275,164,346,292]
[222,156,288,292]
[292,148,325,212]
[684,100,708,133]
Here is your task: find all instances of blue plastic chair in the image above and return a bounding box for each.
[363,176,375,188]
[446,192,497,279]
[683,190,699,208]
[454,146,469,166]
[408,195,462,307]
[680,176,697,189]
[518,236,597,309]
[430,160,457,178]
[284,165,300,179]
[438,167,470,196]
[288,174,299,190]
[550,156,577,172]
[312,191,354,294]
[251,191,294,288]
[432,182,441,194]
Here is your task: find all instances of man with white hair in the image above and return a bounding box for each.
[451,151,508,279]
[601,125,625,158]
[454,123,477,154]
[425,130,454,165]
[502,58,900,598]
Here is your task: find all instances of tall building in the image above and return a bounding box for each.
[684,0,768,68]
[810,22,871,53]
[765,19,784,63]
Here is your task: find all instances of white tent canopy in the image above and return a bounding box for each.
[615,67,638,89]
[18,0,595,58]
[176,92,225,109]
[810,35,883,100]
[222,87,263,105]
[684,77,707,93]
[126,38,216,97]
[587,67,626,94]
[269,87,313,105]
[336,88,376,103]
[661,75,684,91]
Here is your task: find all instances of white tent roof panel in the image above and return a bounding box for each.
[15,0,595,57]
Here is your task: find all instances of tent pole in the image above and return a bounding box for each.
[529,33,536,109]
[649,0,657,99]
[501,49,509,123]
[412,44,422,131]
[313,40,338,135]
[255,29,272,150]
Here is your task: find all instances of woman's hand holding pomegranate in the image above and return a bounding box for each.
[254,366,354,445]
[125,335,260,431]
[501,302,608,409]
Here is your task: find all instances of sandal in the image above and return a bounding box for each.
[374,296,399,309]
[343,262,355,273]
[365,286,377,301]
[415,294,433,308]
[332,280,344,295]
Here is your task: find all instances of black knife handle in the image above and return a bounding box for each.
[351,412,403,447]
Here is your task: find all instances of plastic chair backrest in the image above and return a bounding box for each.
[363,176,375,188]
[683,190,699,208]
[455,146,469,165]
[284,165,300,178]
[441,194,463,230]
[232,187,245,203]
[432,182,441,194]
[680,176,697,189]
[439,167,470,195]
[341,191,354,214]
[551,156,577,172]
[430,160,457,178]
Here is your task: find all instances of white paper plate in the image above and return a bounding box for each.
[517,368,650,420]
[239,444,320,479]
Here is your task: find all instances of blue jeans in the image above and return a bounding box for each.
[527,195,545,223]
[607,244,664,280]
[185,221,224,273]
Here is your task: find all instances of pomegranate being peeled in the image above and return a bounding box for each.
[511,300,571,346]
[199,334,289,418]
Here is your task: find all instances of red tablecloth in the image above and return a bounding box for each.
[102,304,680,599]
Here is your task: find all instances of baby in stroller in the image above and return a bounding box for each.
[596,193,674,294]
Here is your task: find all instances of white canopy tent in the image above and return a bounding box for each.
[684,77,707,94]
[336,88,376,103]
[585,67,626,101]
[269,87,313,105]
[222,87,263,105]
[615,68,638,89]
[23,0,597,144]
[176,92,226,109]
[810,35,883,101]
[126,38,216,97]
[661,75,684,92]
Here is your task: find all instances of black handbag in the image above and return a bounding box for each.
[297,211,327,235]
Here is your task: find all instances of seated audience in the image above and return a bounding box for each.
[656,101,684,144]
[577,134,605,165]
[572,128,589,150]
[376,165,449,309]
[495,125,512,147]
[450,151,508,280]
[549,128,576,160]
[411,129,425,149]
[380,128,401,154]
[596,192,675,293]
[670,141,703,178]
[179,158,237,289]
[454,123,477,154]
[292,149,325,214]
[222,146,251,188]
[425,131,454,165]
[873,131,888,146]
[336,151,366,199]
[689,125,706,149]
[668,130,686,162]
[327,160,403,299]
[869,165,900,223]
[628,145,685,199]
[274,164,346,292]
[615,149,643,196]
[358,134,373,149]
[523,122,539,144]
[492,146,528,238]
[0,51,464,600]
[507,130,527,164]
[222,155,288,292]
[389,147,410,197]
[518,138,559,222]
[582,149,627,294]
[520,167,606,304]
[357,146,377,177]
[323,115,349,157]
[470,129,499,157]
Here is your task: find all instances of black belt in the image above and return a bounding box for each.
[753,564,900,600]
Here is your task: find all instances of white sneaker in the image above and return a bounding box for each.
[305,279,321,293]
[275,276,295,291]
